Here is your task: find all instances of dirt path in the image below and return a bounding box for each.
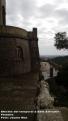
[37,80,68,121]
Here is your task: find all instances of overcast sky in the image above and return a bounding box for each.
[6,0,68,56]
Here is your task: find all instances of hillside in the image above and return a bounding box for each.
[50,56,68,66]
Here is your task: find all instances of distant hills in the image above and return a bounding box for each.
[51,56,68,66]
[40,55,68,66]
[40,55,59,61]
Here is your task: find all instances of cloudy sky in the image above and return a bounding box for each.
[6,0,68,56]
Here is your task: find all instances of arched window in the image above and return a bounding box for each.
[17,46,24,61]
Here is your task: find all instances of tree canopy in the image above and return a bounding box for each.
[54,32,68,49]
[54,32,68,89]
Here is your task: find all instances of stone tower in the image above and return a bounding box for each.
[0,0,40,76]
[0,0,6,25]
[0,0,40,115]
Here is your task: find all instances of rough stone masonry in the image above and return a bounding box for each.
[0,0,40,120]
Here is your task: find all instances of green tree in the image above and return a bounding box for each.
[54,32,68,49]
[54,32,68,88]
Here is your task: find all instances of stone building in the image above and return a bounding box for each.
[0,0,40,76]
[0,1,40,117]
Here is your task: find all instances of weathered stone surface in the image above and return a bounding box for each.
[37,80,54,109]
[37,80,64,121]
[0,1,40,121]
[0,72,39,110]
[0,26,40,76]
[0,72,39,121]
[0,37,31,75]
[37,109,64,121]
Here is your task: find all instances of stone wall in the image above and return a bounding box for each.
[0,37,31,76]
[28,28,40,72]
[0,26,31,76]
[0,26,28,38]
[0,26,40,76]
